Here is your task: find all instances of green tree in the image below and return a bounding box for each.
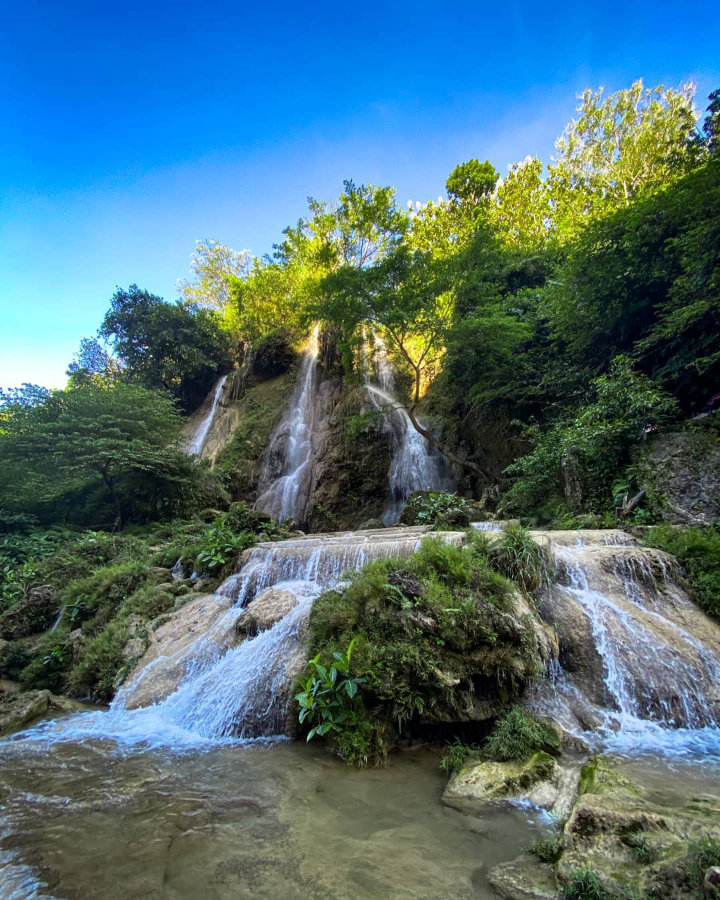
[548,80,699,238]
[0,383,196,529]
[491,157,550,249]
[445,159,498,206]
[100,285,234,411]
[177,239,252,311]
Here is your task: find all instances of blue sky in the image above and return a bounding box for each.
[2,0,719,389]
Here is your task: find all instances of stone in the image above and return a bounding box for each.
[120,593,237,710]
[488,859,560,900]
[437,507,471,527]
[0,689,84,736]
[235,588,298,636]
[358,518,385,531]
[704,867,720,898]
[443,752,557,807]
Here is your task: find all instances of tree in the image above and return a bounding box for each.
[446,159,499,206]
[703,89,720,157]
[100,285,234,411]
[66,337,119,383]
[317,247,485,474]
[548,80,699,238]
[0,383,196,529]
[177,239,252,311]
[490,157,550,249]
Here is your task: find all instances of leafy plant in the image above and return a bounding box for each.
[195,521,253,573]
[646,523,720,620]
[483,706,560,762]
[296,639,366,742]
[440,738,478,775]
[528,835,564,863]
[488,525,553,594]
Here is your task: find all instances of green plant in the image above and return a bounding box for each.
[646,524,720,620]
[195,521,253,573]
[402,491,468,526]
[488,526,553,594]
[296,639,366,742]
[528,835,564,863]
[620,830,659,864]
[681,833,720,890]
[440,738,478,775]
[483,706,560,762]
[562,868,614,900]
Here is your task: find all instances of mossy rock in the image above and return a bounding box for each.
[444,751,557,805]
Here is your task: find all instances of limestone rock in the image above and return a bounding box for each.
[704,866,720,898]
[120,593,236,710]
[444,752,556,807]
[643,430,720,526]
[488,859,560,900]
[0,689,84,736]
[235,588,298,636]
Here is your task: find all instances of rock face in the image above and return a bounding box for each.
[119,593,236,710]
[235,588,298,636]
[642,429,720,526]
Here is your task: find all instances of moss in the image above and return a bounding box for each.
[213,374,295,500]
[304,536,544,764]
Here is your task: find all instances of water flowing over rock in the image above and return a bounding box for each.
[63,526,465,746]
[184,374,228,457]
[530,529,720,756]
[254,327,321,526]
[366,340,454,524]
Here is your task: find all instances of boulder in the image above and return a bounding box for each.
[0,689,84,736]
[488,859,560,900]
[235,588,298,636]
[437,508,471,527]
[443,752,556,807]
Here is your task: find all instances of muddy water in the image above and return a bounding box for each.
[0,736,542,899]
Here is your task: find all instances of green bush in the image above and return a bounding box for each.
[440,738,479,775]
[66,619,132,700]
[400,491,468,526]
[488,525,553,594]
[483,706,560,762]
[646,524,720,620]
[528,835,564,864]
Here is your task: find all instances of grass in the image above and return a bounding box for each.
[483,705,561,761]
[488,525,554,594]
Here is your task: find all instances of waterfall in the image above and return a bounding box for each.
[532,530,720,756]
[254,326,320,526]
[33,527,464,748]
[367,340,453,524]
[186,374,228,456]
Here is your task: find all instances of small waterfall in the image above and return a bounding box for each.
[254,326,320,526]
[532,530,720,756]
[367,340,453,524]
[186,374,228,456]
[35,527,464,748]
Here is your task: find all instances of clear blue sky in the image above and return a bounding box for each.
[2,0,719,389]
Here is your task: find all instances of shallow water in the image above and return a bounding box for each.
[0,730,544,899]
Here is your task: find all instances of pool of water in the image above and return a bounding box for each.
[0,730,546,899]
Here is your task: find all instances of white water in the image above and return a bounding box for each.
[187,374,228,456]
[367,341,453,524]
[254,326,320,526]
[18,527,463,749]
[534,531,720,758]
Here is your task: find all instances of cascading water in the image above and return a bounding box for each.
[21,526,464,749]
[186,374,228,456]
[254,326,320,526]
[531,530,720,757]
[366,340,453,524]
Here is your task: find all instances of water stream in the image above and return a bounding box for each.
[254,327,320,526]
[367,341,453,524]
[186,374,228,457]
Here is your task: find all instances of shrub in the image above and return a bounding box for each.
[528,835,564,863]
[488,525,553,594]
[483,706,560,761]
[440,738,479,775]
[646,524,720,620]
[400,491,468,526]
[66,619,131,700]
[195,520,254,574]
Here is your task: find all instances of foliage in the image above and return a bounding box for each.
[680,833,720,890]
[528,835,564,864]
[0,382,200,529]
[305,537,540,765]
[483,705,560,762]
[488,525,553,594]
[99,284,234,411]
[646,524,720,620]
[296,639,366,743]
[503,358,679,513]
[561,869,614,900]
[401,491,468,526]
[195,520,254,573]
[445,159,498,207]
[177,239,251,311]
[439,738,478,775]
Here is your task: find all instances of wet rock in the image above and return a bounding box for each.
[387,570,423,599]
[121,593,236,709]
[235,588,298,636]
[0,689,84,736]
[359,518,385,530]
[0,585,57,639]
[437,508,471,527]
[488,859,559,900]
[443,752,556,806]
